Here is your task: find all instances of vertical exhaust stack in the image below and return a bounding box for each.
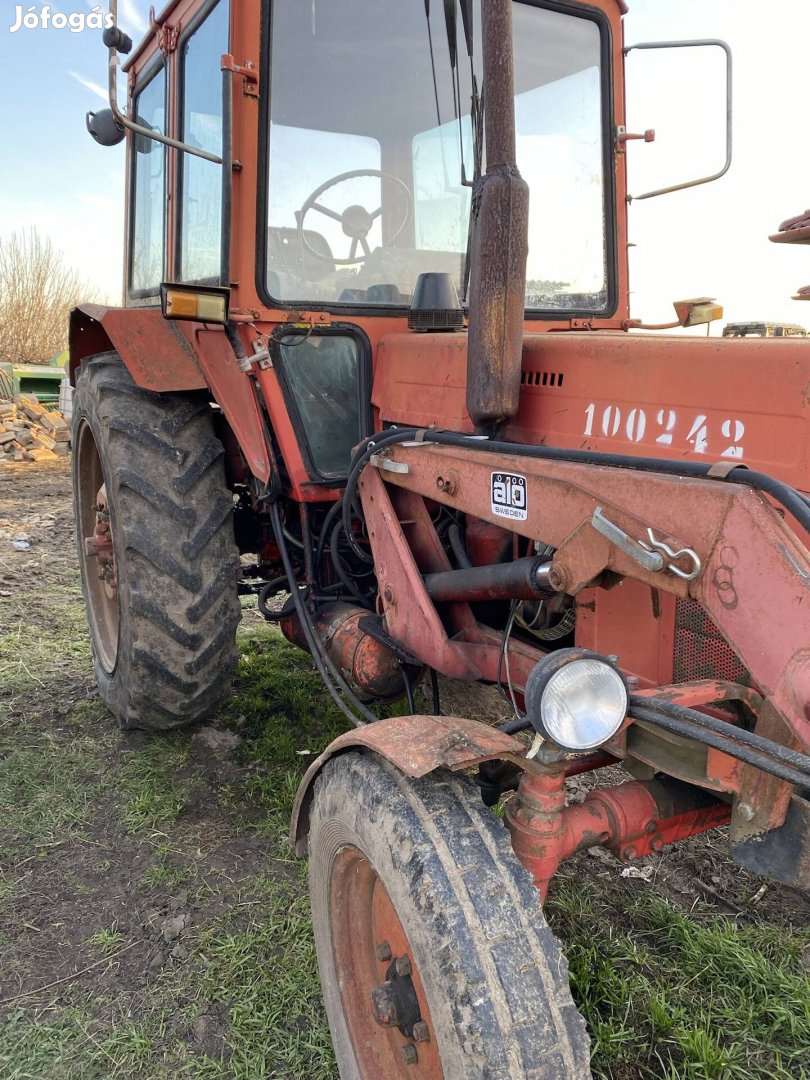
[466,0,529,433]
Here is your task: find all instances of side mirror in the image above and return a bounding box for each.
[86,109,125,147]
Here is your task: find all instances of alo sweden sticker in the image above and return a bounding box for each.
[491,472,527,521]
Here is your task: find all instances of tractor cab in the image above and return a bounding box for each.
[115,0,619,321]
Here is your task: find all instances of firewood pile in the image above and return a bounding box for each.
[0,395,70,463]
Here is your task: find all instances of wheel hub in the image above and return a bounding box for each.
[83,484,117,598]
[371,953,426,1039]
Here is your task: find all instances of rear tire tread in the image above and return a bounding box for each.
[73,352,240,730]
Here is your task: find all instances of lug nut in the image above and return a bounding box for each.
[375,941,392,962]
[401,1043,418,1065]
[395,955,412,977]
[412,1020,430,1043]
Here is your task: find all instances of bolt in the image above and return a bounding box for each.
[622,846,637,861]
[435,469,458,496]
[401,1044,418,1065]
[547,562,570,593]
[395,955,412,977]
[651,837,663,852]
[375,941,392,962]
[737,801,755,822]
[412,1021,430,1043]
[383,587,394,604]
[646,820,658,834]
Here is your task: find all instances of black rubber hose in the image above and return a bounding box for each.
[448,522,473,569]
[330,521,374,609]
[341,429,414,563]
[430,668,442,715]
[499,716,532,734]
[631,696,810,775]
[257,576,289,619]
[314,499,343,577]
[399,662,416,714]
[630,705,810,789]
[344,427,810,541]
[269,502,378,726]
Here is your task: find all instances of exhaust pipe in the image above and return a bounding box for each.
[466,0,530,432]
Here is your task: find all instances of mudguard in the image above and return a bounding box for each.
[69,304,273,483]
[69,304,207,391]
[289,713,531,856]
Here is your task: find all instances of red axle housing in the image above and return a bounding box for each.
[505,768,732,900]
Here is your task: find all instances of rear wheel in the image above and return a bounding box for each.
[308,753,591,1079]
[72,352,240,730]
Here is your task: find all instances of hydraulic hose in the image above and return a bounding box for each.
[342,428,810,543]
[269,502,378,726]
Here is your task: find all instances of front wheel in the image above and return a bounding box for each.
[308,753,591,1079]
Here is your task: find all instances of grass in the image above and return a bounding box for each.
[119,739,196,833]
[1,527,809,1078]
[547,880,810,1079]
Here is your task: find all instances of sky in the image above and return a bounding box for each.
[1,0,809,326]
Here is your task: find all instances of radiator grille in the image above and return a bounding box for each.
[673,597,752,685]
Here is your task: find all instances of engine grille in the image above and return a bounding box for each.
[673,597,752,686]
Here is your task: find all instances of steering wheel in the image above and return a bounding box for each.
[295,169,413,265]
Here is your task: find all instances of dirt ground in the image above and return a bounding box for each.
[0,460,808,1079]
[0,460,336,1078]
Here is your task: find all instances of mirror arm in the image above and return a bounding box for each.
[105,0,223,165]
[624,39,732,202]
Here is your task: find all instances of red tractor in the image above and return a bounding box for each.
[72,1,810,1074]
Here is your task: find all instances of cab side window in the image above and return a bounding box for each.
[178,0,230,283]
[130,63,166,295]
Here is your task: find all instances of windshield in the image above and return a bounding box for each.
[264,0,609,314]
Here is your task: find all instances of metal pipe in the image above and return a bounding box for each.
[220,65,233,285]
[626,40,732,202]
[465,0,529,430]
[423,557,553,603]
[106,0,223,163]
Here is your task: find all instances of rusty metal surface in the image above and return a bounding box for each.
[280,603,406,699]
[506,769,730,900]
[290,715,531,856]
[329,848,443,1077]
[732,793,810,890]
[376,440,810,756]
[69,305,207,391]
[372,331,810,490]
[634,679,763,712]
[465,0,529,429]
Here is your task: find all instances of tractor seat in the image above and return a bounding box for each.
[267,226,335,281]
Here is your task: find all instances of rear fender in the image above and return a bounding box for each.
[290,714,532,856]
[69,304,273,483]
[69,304,207,390]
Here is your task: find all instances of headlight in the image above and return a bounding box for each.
[525,650,628,751]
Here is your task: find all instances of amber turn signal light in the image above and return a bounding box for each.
[160,283,230,325]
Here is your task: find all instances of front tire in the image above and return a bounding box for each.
[72,352,241,730]
[308,752,591,1078]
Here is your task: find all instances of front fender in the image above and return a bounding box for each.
[290,714,532,856]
